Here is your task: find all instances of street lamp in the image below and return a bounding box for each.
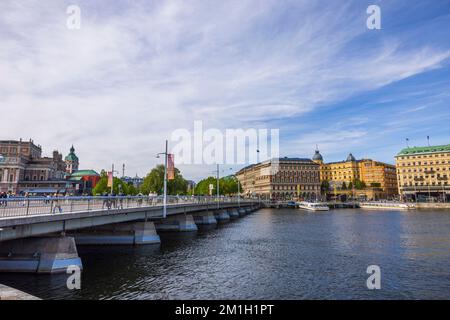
[156,140,169,218]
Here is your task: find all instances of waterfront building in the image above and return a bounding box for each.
[236,157,321,200]
[312,148,398,200]
[0,139,68,195]
[395,144,450,202]
[0,140,100,195]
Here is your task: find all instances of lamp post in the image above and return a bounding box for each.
[156,140,169,218]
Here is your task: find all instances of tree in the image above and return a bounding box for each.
[92,176,135,195]
[140,165,188,195]
[195,175,239,196]
[341,182,347,190]
[321,180,330,194]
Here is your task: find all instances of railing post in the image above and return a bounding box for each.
[26,199,30,216]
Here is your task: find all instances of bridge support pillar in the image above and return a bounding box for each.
[238,208,247,217]
[0,236,82,274]
[192,211,217,225]
[155,214,198,232]
[73,221,160,245]
[228,209,239,219]
[214,210,230,222]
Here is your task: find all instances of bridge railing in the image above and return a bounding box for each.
[0,196,255,218]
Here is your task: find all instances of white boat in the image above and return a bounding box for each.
[297,201,330,211]
[359,202,416,210]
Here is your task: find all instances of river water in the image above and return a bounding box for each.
[1,208,449,300]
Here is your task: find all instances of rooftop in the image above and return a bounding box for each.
[69,170,100,177]
[397,144,450,156]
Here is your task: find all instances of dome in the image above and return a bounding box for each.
[312,149,323,161]
[65,145,79,162]
[346,153,356,162]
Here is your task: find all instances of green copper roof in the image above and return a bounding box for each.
[70,170,100,177]
[397,144,450,156]
[65,145,79,162]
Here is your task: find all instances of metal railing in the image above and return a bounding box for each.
[0,196,254,219]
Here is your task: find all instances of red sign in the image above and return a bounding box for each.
[167,154,175,180]
[107,171,113,187]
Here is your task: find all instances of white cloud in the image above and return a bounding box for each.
[0,0,449,180]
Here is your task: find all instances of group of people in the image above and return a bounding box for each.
[0,192,10,207]
[101,192,126,210]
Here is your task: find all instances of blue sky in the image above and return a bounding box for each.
[0,0,449,180]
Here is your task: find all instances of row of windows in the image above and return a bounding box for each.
[398,160,449,166]
[399,153,449,160]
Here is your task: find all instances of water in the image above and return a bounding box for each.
[1,208,450,300]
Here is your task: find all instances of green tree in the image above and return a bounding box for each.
[140,165,188,195]
[195,175,239,196]
[92,176,134,195]
[321,180,330,195]
[195,176,217,195]
[341,181,347,190]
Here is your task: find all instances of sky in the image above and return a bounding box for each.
[1,0,450,181]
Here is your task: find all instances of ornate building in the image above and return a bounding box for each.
[236,157,321,200]
[313,148,398,200]
[0,139,68,195]
[65,145,79,174]
[395,144,450,201]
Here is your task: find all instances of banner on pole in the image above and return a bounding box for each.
[107,172,113,187]
[167,154,175,180]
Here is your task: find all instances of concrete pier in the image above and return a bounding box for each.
[0,236,82,274]
[214,210,231,222]
[0,284,40,300]
[192,211,217,225]
[238,208,247,217]
[228,209,239,219]
[155,214,198,232]
[73,221,160,245]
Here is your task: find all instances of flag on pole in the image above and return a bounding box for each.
[167,154,175,180]
[107,171,113,187]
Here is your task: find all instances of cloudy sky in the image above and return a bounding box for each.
[1,0,450,181]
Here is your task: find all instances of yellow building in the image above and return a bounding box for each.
[236,157,321,201]
[395,144,450,202]
[312,149,398,200]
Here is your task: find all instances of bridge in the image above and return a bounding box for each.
[0,196,260,274]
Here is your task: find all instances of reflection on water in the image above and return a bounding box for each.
[1,208,449,300]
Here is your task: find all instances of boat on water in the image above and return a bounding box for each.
[359,201,416,210]
[297,201,330,211]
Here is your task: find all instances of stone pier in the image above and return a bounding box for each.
[192,211,217,225]
[0,236,82,274]
[73,221,160,245]
[228,209,239,219]
[214,210,231,222]
[155,214,198,232]
[238,208,247,217]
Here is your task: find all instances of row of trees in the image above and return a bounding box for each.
[194,175,239,196]
[92,165,240,196]
[93,165,189,196]
[321,179,382,192]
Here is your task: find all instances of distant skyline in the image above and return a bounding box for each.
[1,0,449,181]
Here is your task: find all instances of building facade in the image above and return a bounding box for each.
[0,139,68,195]
[313,149,398,200]
[236,157,321,200]
[395,144,450,202]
